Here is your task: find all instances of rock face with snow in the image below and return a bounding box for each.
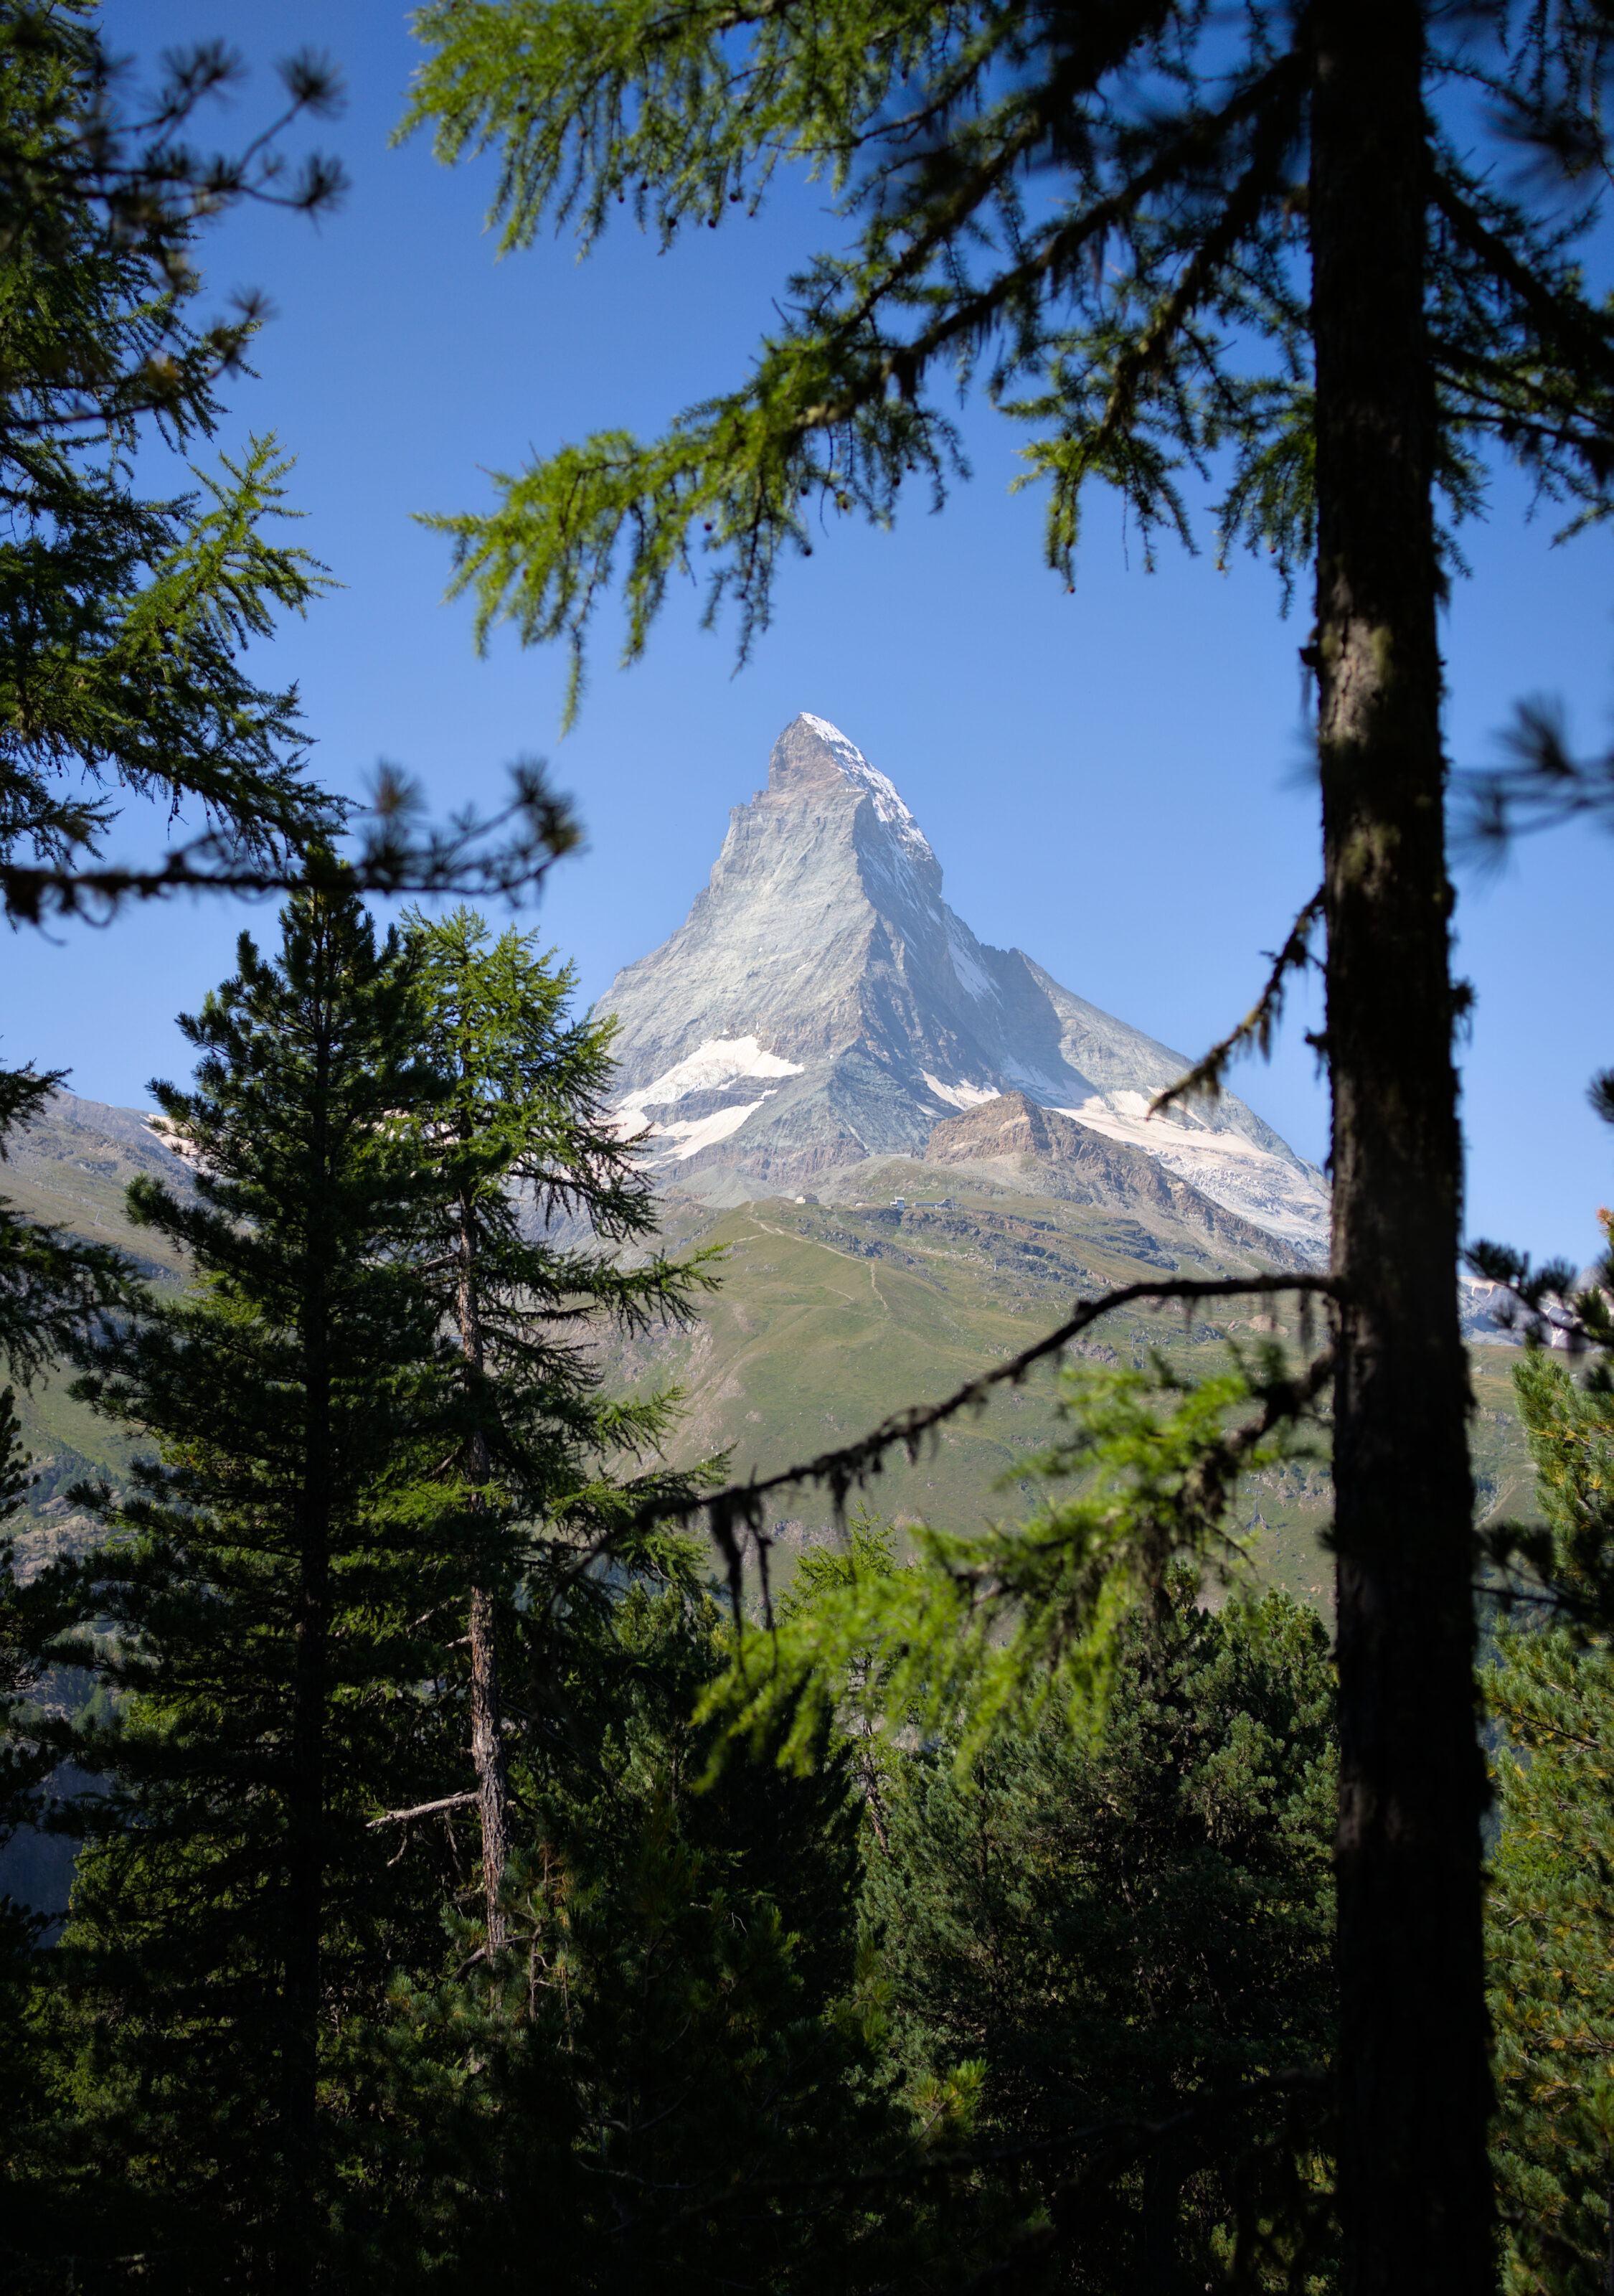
[922,1094,1318,1267]
[602,712,1329,1252]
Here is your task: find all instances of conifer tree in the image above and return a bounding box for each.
[352,1576,973,2294]
[1489,1517,1614,2292]
[14,884,465,2288]
[1483,1192,1614,2296]
[403,907,717,1947]
[400,6,1614,2277]
[865,1566,1338,2288]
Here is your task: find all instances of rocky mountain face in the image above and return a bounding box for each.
[603,713,1329,1253]
[923,1095,1318,1269]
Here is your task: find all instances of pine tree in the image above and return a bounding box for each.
[398,6,1614,2274]
[402,906,717,1946]
[13,884,467,2289]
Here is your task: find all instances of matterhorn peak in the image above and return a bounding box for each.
[600,715,1328,1251]
[765,712,939,885]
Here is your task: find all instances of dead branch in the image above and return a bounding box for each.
[367,1789,478,1830]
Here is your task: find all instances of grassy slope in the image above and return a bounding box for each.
[2,1106,192,1573]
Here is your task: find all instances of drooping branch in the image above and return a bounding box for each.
[1430,170,1614,403]
[1151,887,1325,1116]
[662,1270,1337,1520]
[605,1271,1339,1620]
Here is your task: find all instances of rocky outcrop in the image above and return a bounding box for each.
[602,712,1329,1249]
[925,1094,1315,1269]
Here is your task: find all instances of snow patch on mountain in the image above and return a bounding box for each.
[615,1035,803,1124]
[947,925,1000,1005]
[636,1096,780,1161]
[1002,1055,1075,1101]
[923,1073,1003,1113]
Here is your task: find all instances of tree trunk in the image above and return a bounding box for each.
[282,1028,334,2291]
[470,1577,511,1950]
[1139,2146,1189,2295]
[458,1179,510,1950]
[1311,4,1493,2287]
[283,1461,329,2290]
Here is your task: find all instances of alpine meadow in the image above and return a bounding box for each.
[1,4,1613,2293]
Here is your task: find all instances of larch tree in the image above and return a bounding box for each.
[405,907,717,1948]
[400,1,1614,2284]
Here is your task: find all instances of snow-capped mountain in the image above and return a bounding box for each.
[603,712,1329,1252]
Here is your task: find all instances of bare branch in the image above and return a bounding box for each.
[367,1790,478,1830]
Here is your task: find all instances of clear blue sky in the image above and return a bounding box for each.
[14,1,1612,1266]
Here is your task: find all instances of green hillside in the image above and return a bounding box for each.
[2,1096,192,1578]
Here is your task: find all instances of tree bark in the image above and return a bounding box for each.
[469,1577,511,1948]
[1311,4,1493,2287]
[458,1177,510,1950]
